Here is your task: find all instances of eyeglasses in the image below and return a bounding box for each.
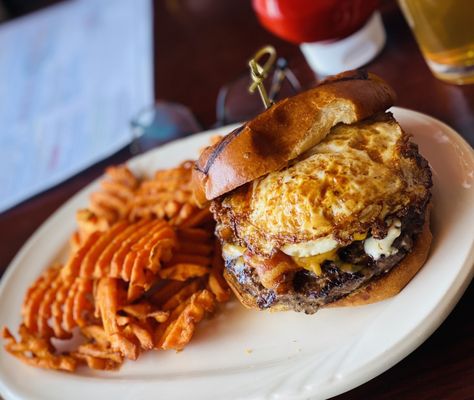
[215,56,301,126]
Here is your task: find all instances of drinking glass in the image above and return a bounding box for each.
[398,0,474,85]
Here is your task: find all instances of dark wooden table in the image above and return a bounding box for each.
[1,0,473,399]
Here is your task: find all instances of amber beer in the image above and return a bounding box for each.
[398,0,474,84]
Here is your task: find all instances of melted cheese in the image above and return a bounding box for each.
[281,236,338,257]
[353,232,367,241]
[293,249,338,275]
[223,244,365,280]
[364,219,402,260]
[222,243,246,260]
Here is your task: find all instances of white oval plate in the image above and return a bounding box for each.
[0,107,473,400]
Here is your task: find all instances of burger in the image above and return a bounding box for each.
[193,70,432,314]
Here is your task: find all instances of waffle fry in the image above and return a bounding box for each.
[158,290,216,351]
[161,280,203,311]
[93,277,175,360]
[89,166,139,224]
[177,207,214,228]
[21,264,96,340]
[129,161,196,224]
[73,343,123,371]
[147,280,190,306]
[120,303,169,323]
[75,209,110,245]
[178,227,213,242]
[3,150,231,372]
[63,219,177,302]
[160,264,210,281]
[3,325,77,372]
[22,264,61,334]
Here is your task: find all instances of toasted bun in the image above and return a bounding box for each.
[224,209,432,312]
[193,70,396,206]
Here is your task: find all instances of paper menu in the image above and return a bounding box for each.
[0,0,153,212]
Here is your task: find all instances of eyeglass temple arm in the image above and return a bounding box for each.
[269,58,302,101]
[215,85,230,126]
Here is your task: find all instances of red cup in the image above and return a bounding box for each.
[252,0,379,44]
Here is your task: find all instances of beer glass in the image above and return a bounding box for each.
[398,0,474,84]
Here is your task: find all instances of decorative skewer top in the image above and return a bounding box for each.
[248,45,277,109]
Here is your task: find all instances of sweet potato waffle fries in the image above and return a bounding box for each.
[3,161,230,372]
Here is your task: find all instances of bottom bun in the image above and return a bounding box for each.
[224,209,432,312]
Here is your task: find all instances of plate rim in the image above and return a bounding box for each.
[0,107,473,400]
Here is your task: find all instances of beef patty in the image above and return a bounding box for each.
[224,205,427,314]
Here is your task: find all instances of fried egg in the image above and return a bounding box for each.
[217,113,431,256]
